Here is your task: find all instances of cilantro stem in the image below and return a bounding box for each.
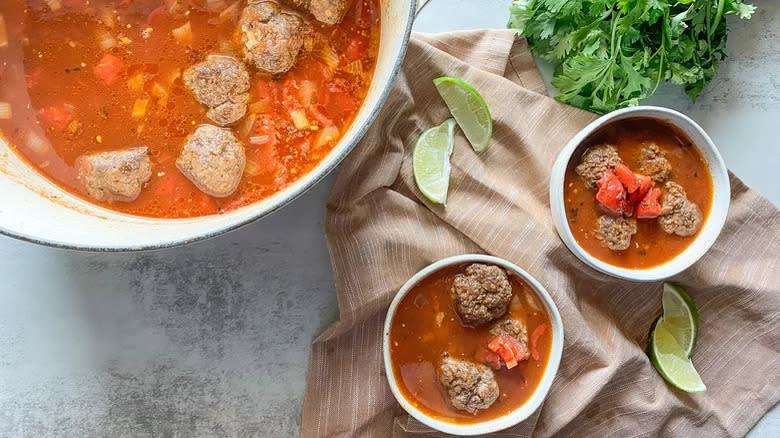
[711,0,726,37]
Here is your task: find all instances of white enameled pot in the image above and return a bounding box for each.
[0,0,416,250]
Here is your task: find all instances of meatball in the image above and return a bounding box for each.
[76,147,152,202]
[490,318,529,360]
[176,124,246,197]
[575,144,623,187]
[292,0,352,25]
[184,55,250,126]
[438,358,499,414]
[239,1,306,74]
[595,215,637,251]
[451,264,512,326]
[638,144,671,182]
[658,182,703,236]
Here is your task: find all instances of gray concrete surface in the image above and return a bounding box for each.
[1,0,778,437]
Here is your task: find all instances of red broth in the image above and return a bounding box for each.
[389,264,553,424]
[0,0,380,218]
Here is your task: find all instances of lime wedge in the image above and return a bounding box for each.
[649,320,707,393]
[413,119,457,204]
[662,283,699,357]
[433,77,492,152]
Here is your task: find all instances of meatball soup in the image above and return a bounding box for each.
[563,117,714,269]
[388,262,554,424]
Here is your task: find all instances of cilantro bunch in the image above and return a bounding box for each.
[508,0,756,113]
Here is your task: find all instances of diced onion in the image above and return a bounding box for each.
[314,125,339,149]
[303,36,314,52]
[150,82,168,107]
[131,99,149,119]
[0,102,11,120]
[249,100,271,115]
[238,113,257,138]
[45,0,62,12]
[0,15,8,48]
[290,109,309,130]
[298,80,317,107]
[172,21,193,46]
[320,44,339,71]
[127,73,145,92]
[249,135,269,145]
[26,131,51,155]
[98,8,115,28]
[342,60,362,76]
[96,30,117,50]
[524,293,541,313]
[218,39,237,55]
[218,2,240,23]
[207,0,228,13]
[245,159,262,176]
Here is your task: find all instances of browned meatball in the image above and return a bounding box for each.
[490,318,529,360]
[176,125,246,197]
[292,0,352,24]
[595,215,637,251]
[638,144,672,182]
[659,182,703,236]
[575,144,622,187]
[451,264,512,326]
[76,147,152,202]
[184,55,250,126]
[239,1,306,74]
[438,358,499,414]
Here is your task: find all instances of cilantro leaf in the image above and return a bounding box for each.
[508,0,755,113]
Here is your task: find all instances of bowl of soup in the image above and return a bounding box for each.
[550,106,730,281]
[0,0,415,249]
[383,254,564,435]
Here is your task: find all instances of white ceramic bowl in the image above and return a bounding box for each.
[0,0,416,250]
[549,106,730,281]
[383,254,564,436]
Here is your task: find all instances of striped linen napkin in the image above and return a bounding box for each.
[301,29,780,437]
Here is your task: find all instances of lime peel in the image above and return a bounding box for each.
[662,283,699,357]
[412,119,457,204]
[433,76,492,152]
[649,319,707,393]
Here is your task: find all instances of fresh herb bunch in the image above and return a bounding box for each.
[508,0,756,113]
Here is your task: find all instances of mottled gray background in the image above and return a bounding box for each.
[1,0,778,437]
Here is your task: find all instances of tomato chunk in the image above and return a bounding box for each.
[613,163,639,193]
[345,37,367,62]
[94,54,125,86]
[474,347,502,370]
[147,5,167,24]
[636,187,662,219]
[595,170,629,215]
[38,106,74,131]
[629,174,653,204]
[530,323,548,361]
[487,334,527,369]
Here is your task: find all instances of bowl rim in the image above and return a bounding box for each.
[382,254,564,436]
[548,105,731,281]
[0,0,418,252]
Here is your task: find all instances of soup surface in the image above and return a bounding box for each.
[389,264,553,424]
[563,117,713,269]
[0,0,379,217]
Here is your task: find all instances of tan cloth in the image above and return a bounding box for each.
[301,29,780,437]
